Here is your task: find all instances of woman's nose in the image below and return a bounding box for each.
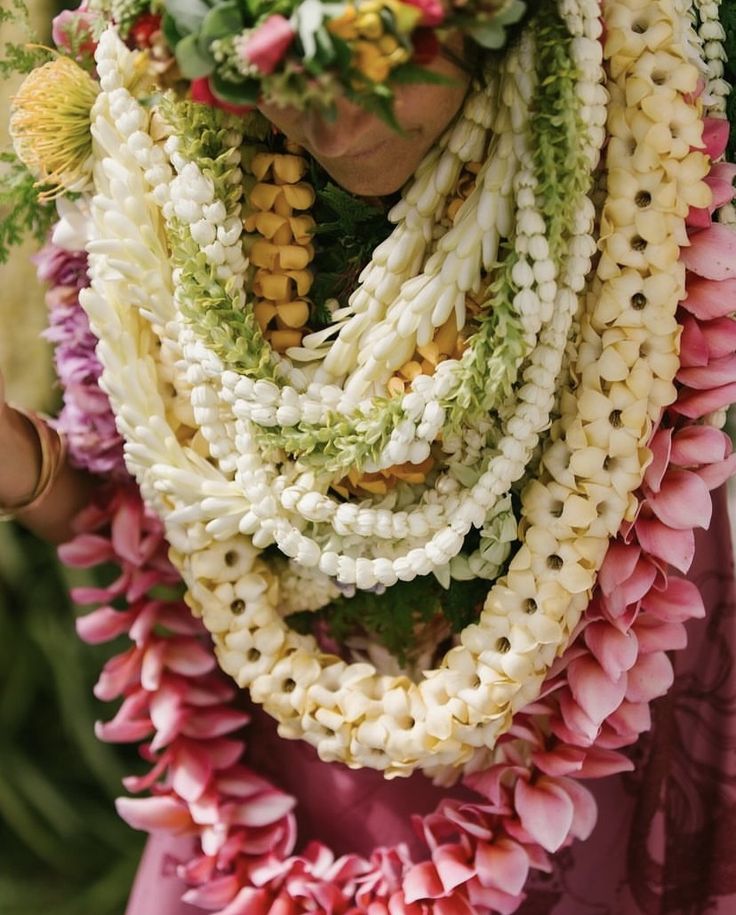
[302,96,374,158]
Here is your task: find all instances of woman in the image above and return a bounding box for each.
[3,0,736,910]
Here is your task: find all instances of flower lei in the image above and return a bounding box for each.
[13,0,736,907]
[51,0,709,777]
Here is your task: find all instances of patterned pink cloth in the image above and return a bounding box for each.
[126,487,736,915]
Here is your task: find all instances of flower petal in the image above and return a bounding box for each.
[669,425,730,466]
[642,575,705,621]
[678,354,736,389]
[682,224,736,280]
[625,651,674,703]
[474,838,530,895]
[681,275,736,320]
[115,795,194,833]
[567,656,628,727]
[584,622,639,680]
[702,116,730,160]
[556,777,597,840]
[635,517,695,572]
[514,777,574,852]
[673,382,736,419]
[646,469,712,529]
[403,862,445,902]
[432,845,475,893]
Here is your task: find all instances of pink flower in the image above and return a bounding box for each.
[682,224,736,281]
[240,15,295,75]
[404,0,445,26]
[51,8,102,60]
[513,777,575,852]
[701,115,730,160]
[116,795,195,834]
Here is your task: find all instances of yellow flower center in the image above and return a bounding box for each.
[10,55,99,199]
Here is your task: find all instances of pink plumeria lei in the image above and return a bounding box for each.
[42,113,736,913]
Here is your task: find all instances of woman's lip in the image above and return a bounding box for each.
[342,138,391,158]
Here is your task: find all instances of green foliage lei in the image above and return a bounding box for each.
[164,101,280,381]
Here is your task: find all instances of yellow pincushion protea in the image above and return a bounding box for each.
[10,55,98,199]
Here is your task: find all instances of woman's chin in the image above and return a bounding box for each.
[317,160,411,197]
[314,144,418,197]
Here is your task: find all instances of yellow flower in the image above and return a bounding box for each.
[577,382,649,457]
[353,40,392,82]
[631,94,703,160]
[10,55,99,199]
[522,479,599,538]
[625,49,698,105]
[605,167,680,226]
[515,527,599,595]
[606,87,663,174]
[594,269,682,333]
[605,0,674,76]
[661,151,711,209]
[328,4,360,40]
[487,569,571,628]
[601,217,680,272]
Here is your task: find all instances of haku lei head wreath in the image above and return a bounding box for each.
[7,0,736,907]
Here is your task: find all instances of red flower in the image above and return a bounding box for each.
[240,14,295,75]
[190,77,254,116]
[129,12,162,49]
[412,28,440,65]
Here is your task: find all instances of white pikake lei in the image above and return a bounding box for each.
[75,0,700,776]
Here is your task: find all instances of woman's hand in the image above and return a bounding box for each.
[0,368,44,511]
[0,367,97,543]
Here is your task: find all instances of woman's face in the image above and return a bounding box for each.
[258,48,472,196]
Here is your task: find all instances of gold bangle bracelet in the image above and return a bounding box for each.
[0,406,67,522]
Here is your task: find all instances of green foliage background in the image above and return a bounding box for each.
[0,524,144,915]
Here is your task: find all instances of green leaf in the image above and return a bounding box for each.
[175,31,216,78]
[389,63,457,86]
[162,11,185,47]
[211,69,261,103]
[467,20,511,48]
[0,17,50,78]
[200,1,244,41]
[0,153,56,264]
[164,0,212,34]
[351,88,403,132]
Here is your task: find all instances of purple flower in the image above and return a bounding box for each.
[37,240,127,479]
[33,245,89,289]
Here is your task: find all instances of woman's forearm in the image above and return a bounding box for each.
[0,402,99,544]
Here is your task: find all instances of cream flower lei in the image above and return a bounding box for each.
[74,0,710,776]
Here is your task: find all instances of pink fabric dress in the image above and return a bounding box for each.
[125,487,736,914]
